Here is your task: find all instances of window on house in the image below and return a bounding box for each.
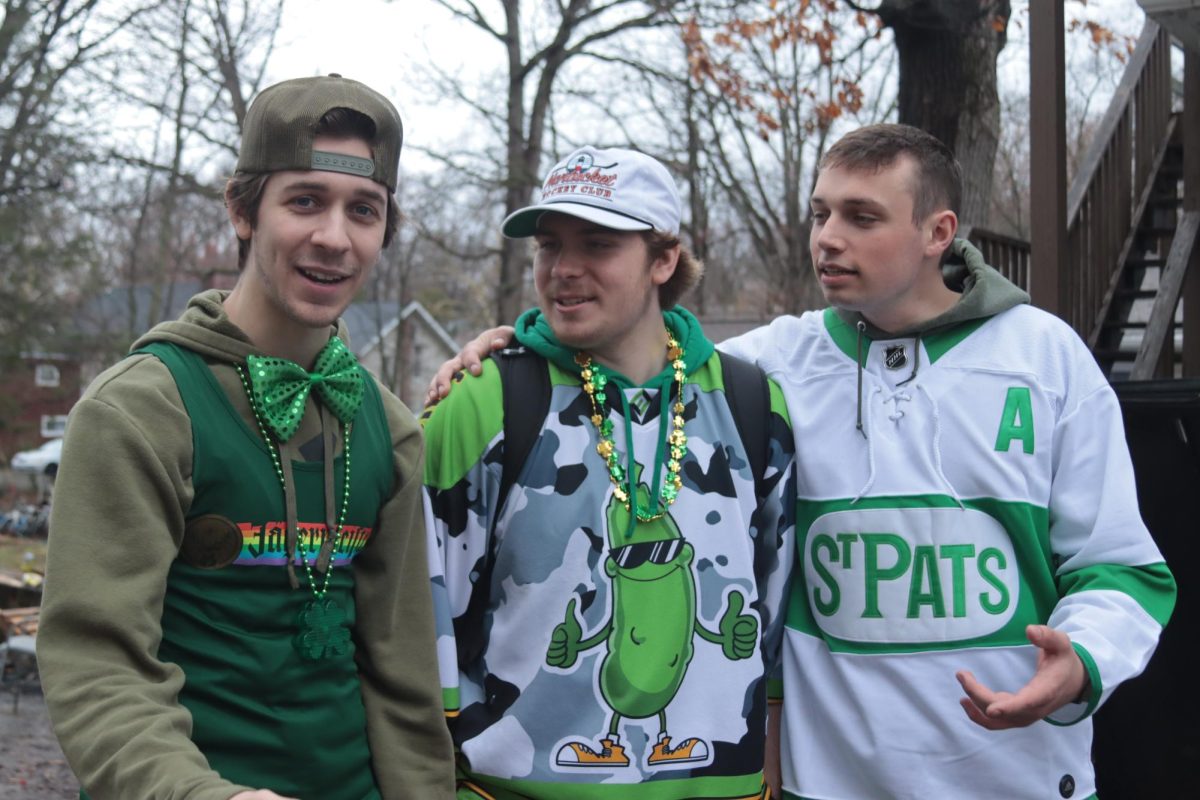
[35,364,61,387]
[41,415,68,437]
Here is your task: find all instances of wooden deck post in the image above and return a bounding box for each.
[1184,49,1200,377]
[1029,0,1069,321]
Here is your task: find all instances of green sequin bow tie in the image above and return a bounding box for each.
[245,338,363,443]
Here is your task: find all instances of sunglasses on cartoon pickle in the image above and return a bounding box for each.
[610,538,686,569]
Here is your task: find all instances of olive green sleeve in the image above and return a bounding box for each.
[36,355,250,800]
[353,380,456,799]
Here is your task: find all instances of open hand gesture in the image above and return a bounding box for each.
[956,624,1089,730]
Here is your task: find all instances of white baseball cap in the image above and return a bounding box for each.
[502,146,681,238]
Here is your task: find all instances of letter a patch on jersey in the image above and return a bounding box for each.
[994,387,1034,454]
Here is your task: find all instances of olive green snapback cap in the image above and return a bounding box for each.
[236,73,403,192]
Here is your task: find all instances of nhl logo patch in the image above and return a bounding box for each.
[885,344,907,370]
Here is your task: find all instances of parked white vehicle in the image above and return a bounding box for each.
[10,438,63,476]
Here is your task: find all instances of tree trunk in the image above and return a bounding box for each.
[496,0,534,324]
[881,0,1009,227]
[684,68,709,316]
[497,181,535,324]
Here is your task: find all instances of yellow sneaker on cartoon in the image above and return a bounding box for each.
[555,737,631,767]
[647,733,709,766]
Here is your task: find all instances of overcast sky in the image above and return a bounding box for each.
[266,0,497,157]
[266,0,1150,90]
[261,0,1151,172]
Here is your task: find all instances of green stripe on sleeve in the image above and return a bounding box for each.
[1046,642,1101,727]
[768,377,791,426]
[422,360,505,490]
[1057,561,1176,627]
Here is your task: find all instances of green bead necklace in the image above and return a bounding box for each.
[575,334,688,522]
[236,363,353,660]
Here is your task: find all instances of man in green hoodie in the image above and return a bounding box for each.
[429,124,1175,799]
[421,146,796,799]
[37,75,455,799]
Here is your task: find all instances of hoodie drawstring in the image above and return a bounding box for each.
[897,333,922,386]
[316,404,339,573]
[611,382,677,542]
[852,386,881,503]
[855,321,867,439]
[916,383,964,509]
[278,439,302,590]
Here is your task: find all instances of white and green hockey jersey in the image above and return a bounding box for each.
[722,303,1175,800]
[422,311,797,800]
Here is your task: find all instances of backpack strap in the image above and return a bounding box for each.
[494,346,769,506]
[717,350,771,500]
[442,343,552,678]
[492,343,551,522]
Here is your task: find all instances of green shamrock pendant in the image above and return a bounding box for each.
[294,598,351,660]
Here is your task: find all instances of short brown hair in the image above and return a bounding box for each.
[645,230,704,309]
[226,107,400,269]
[819,123,962,223]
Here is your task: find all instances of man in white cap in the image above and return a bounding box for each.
[421,145,796,798]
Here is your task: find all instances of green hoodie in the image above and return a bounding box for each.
[513,304,715,386]
[37,290,454,800]
[514,305,714,540]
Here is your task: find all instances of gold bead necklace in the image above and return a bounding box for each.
[575,335,687,522]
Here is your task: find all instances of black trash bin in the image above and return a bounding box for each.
[1092,380,1200,796]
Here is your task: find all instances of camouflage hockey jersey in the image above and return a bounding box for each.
[423,309,796,800]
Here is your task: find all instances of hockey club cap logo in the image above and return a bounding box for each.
[500,145,681,238]
[885,344,908,370]
[567,152,596,173]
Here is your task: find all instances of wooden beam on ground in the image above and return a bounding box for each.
[1029,0,1069,321]
[0,606,39,637]
[1132,211,1200,379]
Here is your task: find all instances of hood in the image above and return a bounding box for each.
[834,237,1029,338]
[513,304,712,543]
[512,304,714,389]
[130,289,349,364]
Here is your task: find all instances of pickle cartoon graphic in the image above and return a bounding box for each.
[546,477,759,770]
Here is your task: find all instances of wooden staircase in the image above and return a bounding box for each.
[1090,120,1191,379]
[970,21,1199,381]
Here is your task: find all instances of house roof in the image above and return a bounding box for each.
[77,280,204,339]
[77,283,458,359]
[340,300,459,357]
